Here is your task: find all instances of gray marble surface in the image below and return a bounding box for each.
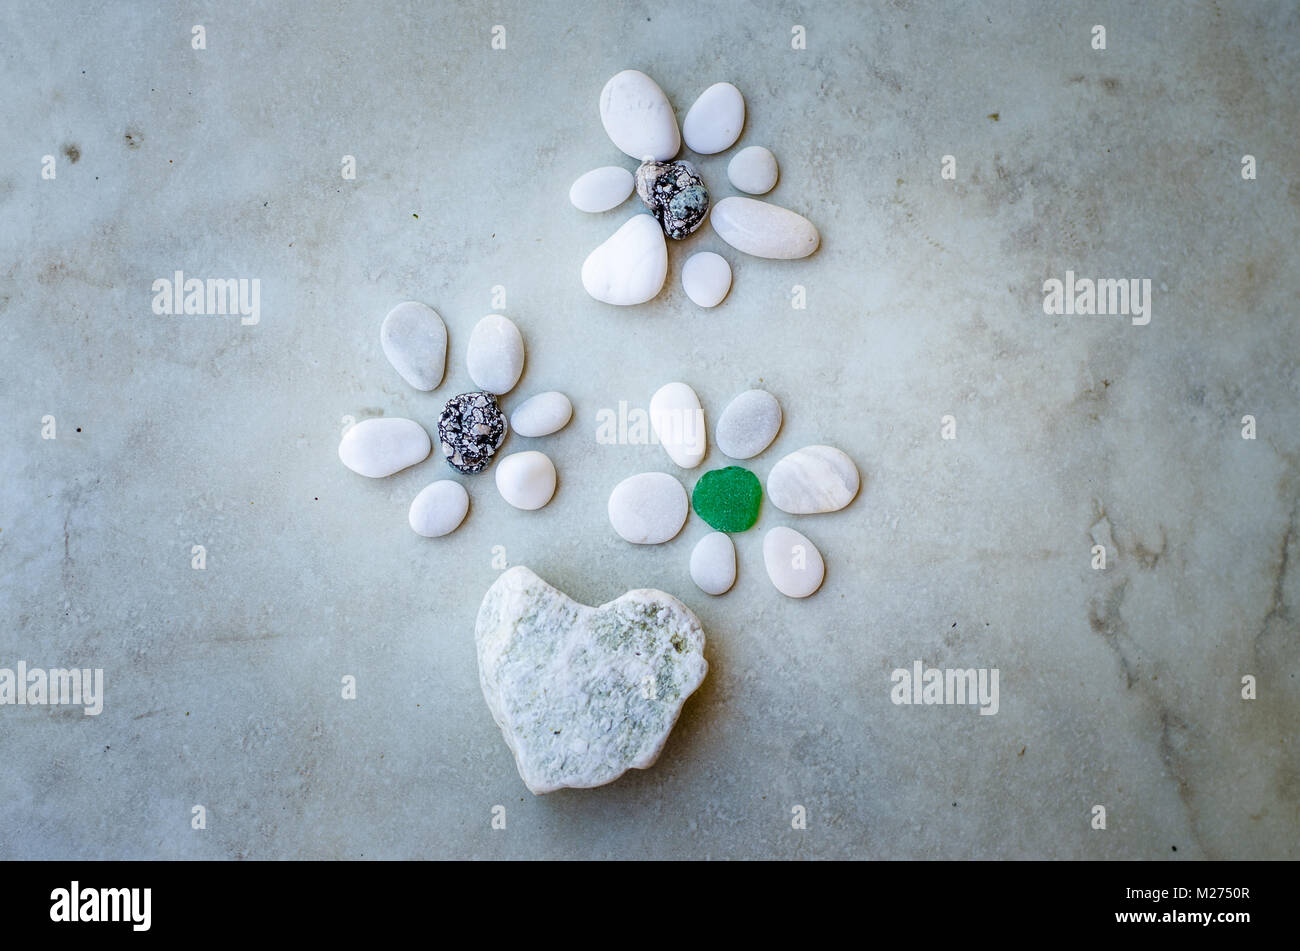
[1,0,1296,859]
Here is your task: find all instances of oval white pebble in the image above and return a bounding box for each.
[763,526,825,598]
[569,166,635,213]
[711,196,819,260]
[608,472,688,544]
[727,146,779,195]
[338,417,430,478]
[690,532,736,596]
[681,252,732,308]
[649,381,707,469]
[381,301,447,391]
[599,69,680,162]
[495,451,557,510]
[465,314,524,395]
[767,445,860,514]
[682,82,745,154]
[581,214,668,306]
[408,480,469,537]
[715,389,782,459]
[510,391,573,437]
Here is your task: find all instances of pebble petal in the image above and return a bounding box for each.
[466,314,524,395]
[569,166,635,213]
[495,450,557,510]
[649,381,707,469]
[681,252,732,308]
[599,69,680,162]
[608,472,688,544]
[581,214,668,306]
[711,196,819,260]
[380,301,447,391]
[338,417,431,478]
[763,526,825,598]
[408,480,470,537]
[510,391,573,437]
[715,389,782,459]
[690,532,737,596]
[767,445,859,514]
[727,146,779,195]
[682,82,745,154]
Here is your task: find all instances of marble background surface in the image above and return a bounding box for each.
[1,0,1296,859]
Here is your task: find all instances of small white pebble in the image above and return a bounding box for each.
[681,252,732,308]
[495,451,557,510]
[408,480,469,537]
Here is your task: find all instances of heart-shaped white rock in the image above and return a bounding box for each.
[649,381,706,468]
[510,391,572,437]
[767,445,859,514]
[581,215,668,305]
[381,301,447,391]
[569,166,635,213]
[690,531,736,596]
[495,450,557,510]
[608,471,688,544]
[681,251,732,308]
[466,314,524,395]
[338,417,430,478]
[711,196,819,260]
[599,69,680,162]
[727,145,779,195]
[763,526,825,598]
[408,480,469,537]
[476,566,708,794]
[682,81,745,154]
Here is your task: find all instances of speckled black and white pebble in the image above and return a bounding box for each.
[438,391,508,474]
[635,159,710,239]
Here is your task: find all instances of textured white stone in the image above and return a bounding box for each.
[608,472,688,544]
[681,251,732,308]
[727,145,779,195]
[495,450,557,510]
[338,417,430,478]
[711,196,819,259]
[690,532,736,596]
[380,301,447,391]
[650,381,707,469]
[465,314,524,395]
[763,526,825,598]
[767,445,859,514]
[581,214,668,306]
[408,480,469,537]
[510,391,572,437]
[569,166,635,213]
[476,566,707,794]
[599,69,680,162]
[715,389,782,459]
[682,81,744,154]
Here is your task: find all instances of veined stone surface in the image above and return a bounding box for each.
[475,566,708,794]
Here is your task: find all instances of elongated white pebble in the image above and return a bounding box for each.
[763,526,825,598]
[408,480,469,537]
[466,314,524,395]
[381,301,447,391]
[649,381,706,469]
[681,252,732,308]
[727,146,779,195]
[608,472,688,544]
[338,418,430,478]
[682,82,745,154]
[715,389,782,460]
[711,196,819,260]
[690,532,736,595]
[599,69,680,162]
[495,451,557,510]
[569,166,635,213]
[510,391,572,437]
[767,445,859,514]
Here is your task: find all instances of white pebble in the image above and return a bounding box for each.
[690,532,736,595]
[381,301,447,391]
[682,82,745,154]
[569,166,634,213]
[510,391,573,437]
[338,418,430,478]
[711,196,819,259]
[599,69,680,162]
[408,480,469,537]
[767,446,859,514]
[608,472,688,544]
[649,382,707,469]
[727,146,779,195]
[715,389,782,459]
[466,314,524,395]
[581,214,668,306]
[763,526,825,598]
[681,252,732,308]
[495,451,557,510]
